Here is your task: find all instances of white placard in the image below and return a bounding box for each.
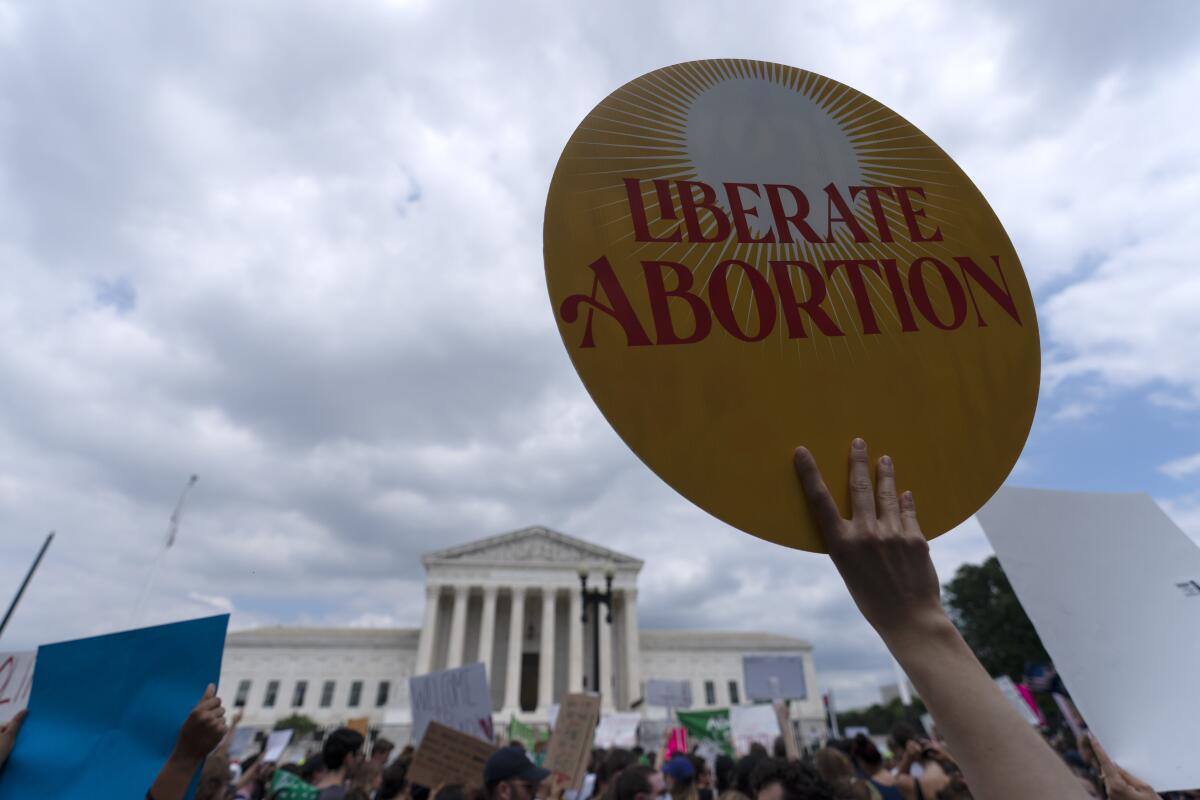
[646,679,693,708]
[409,662,493,745]
[263,729,293,762]
[729,705,777,754]
[0,651,35,724]
[593,713,640,748]
[743,655,807,701]
[977,487,1200,792]
[993,675,1039,727]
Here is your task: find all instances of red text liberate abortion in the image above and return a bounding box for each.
[558,179,1024,348]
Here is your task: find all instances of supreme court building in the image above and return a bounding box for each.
[218,527,824,743]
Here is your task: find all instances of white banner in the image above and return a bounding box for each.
[593,713,640,748]
[409,662,493,745]
[729,705,777,754]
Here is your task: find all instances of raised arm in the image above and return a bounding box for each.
[148,684,227,800]
[793,439,1090,800]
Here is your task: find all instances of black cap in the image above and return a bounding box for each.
[484,746,551,787]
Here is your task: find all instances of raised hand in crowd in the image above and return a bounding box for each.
[1088,735,1158,800]
[148,683,228,800]
[793,439,1092,800]
[0,709,26,771]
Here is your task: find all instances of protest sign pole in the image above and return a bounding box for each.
[0,531,54,641]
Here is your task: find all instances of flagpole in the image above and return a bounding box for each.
[0,531,54,641]
[132,475,198,624]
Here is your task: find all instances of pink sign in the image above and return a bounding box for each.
[664,727,688,760]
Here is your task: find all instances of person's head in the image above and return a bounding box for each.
[847,735,882,774]
[662,754,695,797]
[773,738,787,759]
[714,755,736,794]
[687,754,711,788]
[749,758,836,800]
[597,748,638,794]
[301,754,327,783]
[484,745,551,800]
[615,764,665,800]
[887,723,920,755]
[812,749,857,800]
[372,736,396,766]
[379,759,409,800]
[323,727,366,773]
[735,752,766,797]
[436,784,468,800]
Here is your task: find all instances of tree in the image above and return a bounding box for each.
[942,556,1049,682]
[273,713,319,737]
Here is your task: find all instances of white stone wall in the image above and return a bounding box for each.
[217,630,417,729]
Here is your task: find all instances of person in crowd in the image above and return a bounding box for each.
[0,709,26,774]
[792,440,1097,800]
[347,761,382,800]
[149,684,229,800]
[889,726,949,798]
[735,749,767,798]
[614,764,665,800]
[378,759,409,800]
[484,745,550,800]
[372,737,396,767]
[315,727,366,799]
[714,755,736,796]
[688,754,714,800]
[749,757,836,800]
[813,748,867,800]
[663,754,698,800]
[847,735,910,800]
[596,748,638,800]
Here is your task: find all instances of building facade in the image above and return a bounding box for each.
[219,527,824,743]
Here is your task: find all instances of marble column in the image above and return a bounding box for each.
[446,584,470,669]
[478,586,498,679]
[599,601,614,711]
[622,589,641,709]
[568,588,583,693]
[414,585,441,675]
[504,588,526,712]
[538,590,557,710]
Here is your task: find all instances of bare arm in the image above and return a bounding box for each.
[149,684,227,800]
[793,440,1090,800]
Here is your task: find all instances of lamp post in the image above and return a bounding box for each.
[578,565,615,695]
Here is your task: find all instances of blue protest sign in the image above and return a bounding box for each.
[0,614,229,799]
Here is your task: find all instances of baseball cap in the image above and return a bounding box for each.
[484,746,551,787]
[662,755,695,781]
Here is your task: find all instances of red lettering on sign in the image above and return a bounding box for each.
[559,255,652,347]
[642,260,713,345]
[709,260,777,341]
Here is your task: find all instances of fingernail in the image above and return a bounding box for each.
[881,455,892,467]
[852,437,865,450]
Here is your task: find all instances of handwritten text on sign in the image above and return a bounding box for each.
[0,652,35,725]
[409,662,494,745]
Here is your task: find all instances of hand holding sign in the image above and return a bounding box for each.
[174,684,227,761]
[0,709,26,770]
[793,440,942,644]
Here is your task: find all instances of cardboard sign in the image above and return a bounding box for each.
[409,662,494,745]
[347,716,370,736]
[730,704,778,754]
[977,488,1200,791]
[743,655,807,701]
[0,614,228,800]
[544,693,601,792]
[544,59,1039,552]
[263,728,293,762]
[646,678,693,708]
[773,701,800,759]
[594,712,641,748]
[409,720,498,789]
[0,651,35,724]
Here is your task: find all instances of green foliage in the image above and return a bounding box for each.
[273,713,319,736]
[837,697,927,738]
[942,556,1049,682]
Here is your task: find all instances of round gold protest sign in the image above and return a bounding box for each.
[544,60,1039,552]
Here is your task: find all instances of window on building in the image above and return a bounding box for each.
[292,680,307,708]
[728,681,740,705]
[376,680,390,707]
[234,679,252,708]
[320,680,336,708]
[349,680,363,708]
[263,680,279,708]
[704,680,716,706]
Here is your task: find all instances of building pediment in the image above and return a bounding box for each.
[423,526,642,569]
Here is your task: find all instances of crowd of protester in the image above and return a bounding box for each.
[0,439,1193,799]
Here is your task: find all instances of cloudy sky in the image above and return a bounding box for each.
[1,0,1198,709]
